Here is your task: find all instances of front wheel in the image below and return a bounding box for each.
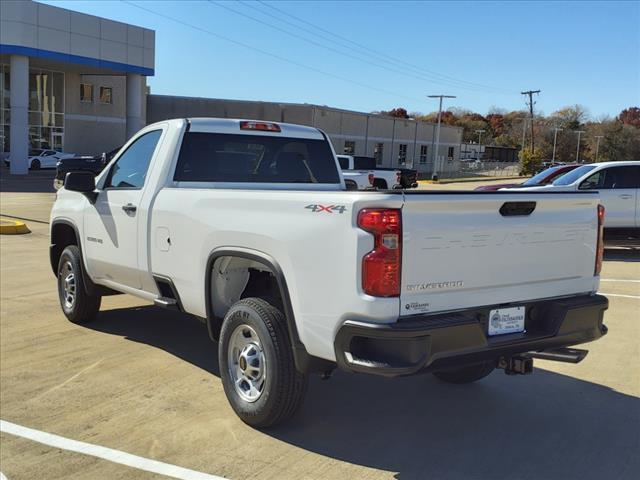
[219,297,308,428]
[30,159,41,170]
[433,360,496,384]
[57,245,101,324]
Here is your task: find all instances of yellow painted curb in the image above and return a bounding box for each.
[0,218,31,235]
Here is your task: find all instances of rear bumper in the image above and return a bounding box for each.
[334,294,608,377]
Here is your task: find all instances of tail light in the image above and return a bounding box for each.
[358,208,402,297]
[368,173,374,186]
[595,204,605,276]
[239,121,281,132]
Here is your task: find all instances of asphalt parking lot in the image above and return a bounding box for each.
[1,170,638,480]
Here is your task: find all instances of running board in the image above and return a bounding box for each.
[153,296,179,310]
[528,347,588,364]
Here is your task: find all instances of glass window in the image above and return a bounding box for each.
[374,143,384,166]
[398,144,407,165]
[447,146,455,158]
[99,87,112,104]
[80,84,93,103]
[553,165,596,185]
[344,140,355,155]
[105,130,162,189]
[174,132,340,184]
[353,156,376,169]
[581,166,640,190]
[420,145,428,164]
[337,156,349,170]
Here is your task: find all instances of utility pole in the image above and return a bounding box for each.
[475,129,485,160]
[428,94,456,180]
[552,127,563,164]
[594,135,604,162]
[520,117,528,152]
[521,90,541,153]
[575,130,586,163]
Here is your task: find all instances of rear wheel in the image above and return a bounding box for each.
[373,179,388,189]
[433,360,496,384]
[219,297,308,428]
[30,159,41,170]
[57,245,101,324]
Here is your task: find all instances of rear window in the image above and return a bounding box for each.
[353,156,376,170]
[174,132,340,184]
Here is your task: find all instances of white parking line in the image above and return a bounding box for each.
[601,279,640,283]
[1,471,8,480]
[600,292,640,299]
[0,420,225,480]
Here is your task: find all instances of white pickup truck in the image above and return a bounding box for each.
[51,118,609,427]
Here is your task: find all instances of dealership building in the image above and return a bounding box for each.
[2,0,462,175]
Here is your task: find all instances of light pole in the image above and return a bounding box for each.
[428,94,456,180]
[552,127,563,164]
[595,135,604,162]
[575,130,586,163]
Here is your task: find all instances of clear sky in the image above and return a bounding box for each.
[42,0,640,118]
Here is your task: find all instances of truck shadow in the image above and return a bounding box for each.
[604,248,640,262]
[88,305,639,480]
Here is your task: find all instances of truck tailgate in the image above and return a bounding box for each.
[400,193,600,316]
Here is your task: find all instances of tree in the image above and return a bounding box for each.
[619,107,640,128]
[519,148,542,175]
[381,107,409,119]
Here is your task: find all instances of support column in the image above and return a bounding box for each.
[126,73,143,139]
[10,55,29,175]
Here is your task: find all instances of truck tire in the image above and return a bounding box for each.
[433,361,496,384]
[219,297,308,428]
[57,245,101,324]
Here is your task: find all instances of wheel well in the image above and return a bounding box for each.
[207,255,282,341]
[373,178,388,189]
[50,222,78,274]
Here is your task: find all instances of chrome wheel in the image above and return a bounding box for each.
[60,260,76,309]
[227,324,266,403]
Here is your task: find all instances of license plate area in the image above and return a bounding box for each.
[488,306,525,336]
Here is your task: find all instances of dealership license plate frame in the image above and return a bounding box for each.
[488,306,526,336]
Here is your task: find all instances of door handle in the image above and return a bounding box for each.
[619,194,632,199]
[122,203,137,213]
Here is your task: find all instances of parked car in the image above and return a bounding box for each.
[54,146,122,190]
[513,161,640,233]
[51,118,608,428]
[5,149,75,170]
[475,164,580,191]
[337,155,418,189]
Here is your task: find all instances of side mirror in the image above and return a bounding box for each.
[65,171,97,203]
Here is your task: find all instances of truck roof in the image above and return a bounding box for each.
[157,117,326,140]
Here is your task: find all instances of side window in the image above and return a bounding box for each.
[581,167,640,190]
[579,170,605,190]
[105,130,162,189]
[337,157,349,170]
[605,166,640,189]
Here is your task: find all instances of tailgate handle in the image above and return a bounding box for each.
[500,201,536,216]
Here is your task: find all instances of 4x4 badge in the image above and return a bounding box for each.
[305,204,347,214]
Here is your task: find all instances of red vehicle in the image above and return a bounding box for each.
[475,164,580,191]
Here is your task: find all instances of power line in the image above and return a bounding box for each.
[209,0,507,94]
[521,89,540,153]
[122,1,423,103]
[253,0,517,95]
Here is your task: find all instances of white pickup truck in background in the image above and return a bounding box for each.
[51,118,609,428]
[517,161,639,244]
[337,154,419,189]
